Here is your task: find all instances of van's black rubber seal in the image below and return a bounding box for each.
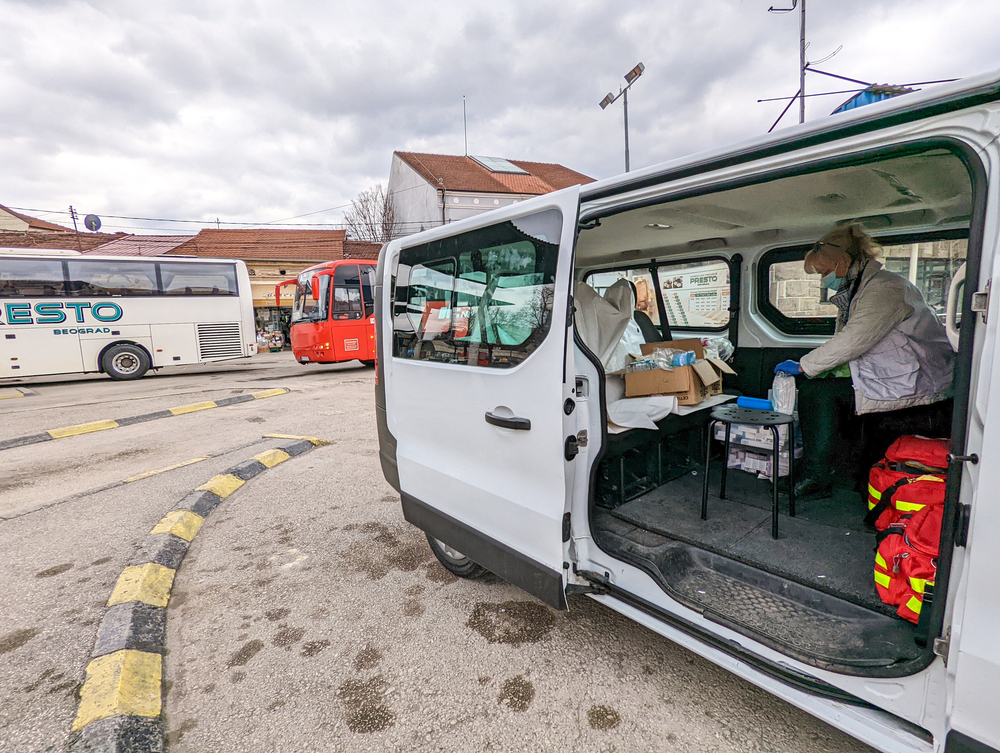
[401,492,567,610]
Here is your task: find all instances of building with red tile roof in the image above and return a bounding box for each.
[387,152,594,237]
[80,234,193,257]
[0,203,76,233]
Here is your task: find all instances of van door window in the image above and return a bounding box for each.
[655,259,730,330]
[392,208,561,368]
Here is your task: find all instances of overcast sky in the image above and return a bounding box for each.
[2,0,998,235]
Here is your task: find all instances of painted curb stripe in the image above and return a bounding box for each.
[124,457,211,483]
[69,437,324,751]
[169,401,218,415]
[108,563,176,608]
[264,433,330,446]
[73,650,161,731]
[149,510,204,542]
[252,388,288,399]
[0,392,24,400]
[252,448,291,468]
[48,420,120,439]
[196,473,245,498]
[2,388,290,451]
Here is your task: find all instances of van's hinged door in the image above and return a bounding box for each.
[385,186,582,609]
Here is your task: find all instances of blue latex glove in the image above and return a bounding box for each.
[774,360,801,375]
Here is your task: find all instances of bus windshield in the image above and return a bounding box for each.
[292,271,330,323]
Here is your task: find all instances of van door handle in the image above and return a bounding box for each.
[485,412,531,431]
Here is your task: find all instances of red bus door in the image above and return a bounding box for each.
[328,264,369,362]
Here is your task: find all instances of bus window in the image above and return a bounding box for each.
[333,264,363,320]
[361,266,375,318]
[68,260,157,297]
[159,263,238,295]
[0,258,64,297]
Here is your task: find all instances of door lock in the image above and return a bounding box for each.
[565,435,579,461]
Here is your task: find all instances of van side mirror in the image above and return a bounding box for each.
[312,275,321,301]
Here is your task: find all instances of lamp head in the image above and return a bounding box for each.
[599,93,615,110]
[624,62,645,85]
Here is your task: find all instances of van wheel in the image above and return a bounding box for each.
[426,534,488,579]
[102,344,150,380]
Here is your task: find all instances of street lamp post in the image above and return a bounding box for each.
[600,62,645,172]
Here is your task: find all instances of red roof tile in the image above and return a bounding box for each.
[394,152,594,195]
[343,239,383,260]
[81,235,193,257]
[168,229,347,262]
[0,230,125,251]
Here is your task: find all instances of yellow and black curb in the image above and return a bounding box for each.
[66,434,327,752]
[0,387,289,452]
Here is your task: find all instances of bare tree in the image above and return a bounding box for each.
[343,183,397,243]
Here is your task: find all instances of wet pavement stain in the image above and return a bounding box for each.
[265,608,291,622]
[301,639,330,658]
[498,676,535,712]
[23,668,59,693]
[230,671,247,683]
[273,626,306,649]
[35,563,73,578]
[344,523,433,580]
[424,562,459,584]
[337,675,395,733]
[0,627,41,655]
[354,645,383,671]
[403,599,425,618]
[90,557,112,566]
[165,717,199,746]
[226,639,264,667]
[405,584,425,596]
[588,705,621,730]
[478,676,491,685]
[467,601,556,646]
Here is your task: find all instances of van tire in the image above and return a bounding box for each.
[426,534,488,579]
[102,344,150,380]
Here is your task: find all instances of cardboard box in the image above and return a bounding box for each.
[713,420,802,452]
[624,339,737,405]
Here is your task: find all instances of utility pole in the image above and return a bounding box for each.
[798,0,807,124]
[463,95,468,156]
[623,88,630,172]
[69,205,83,251]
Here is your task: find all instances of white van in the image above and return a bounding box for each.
[375,71,1000,753]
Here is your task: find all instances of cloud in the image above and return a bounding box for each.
[0,0,997,233]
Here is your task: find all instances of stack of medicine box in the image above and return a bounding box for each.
[713,419,802,480]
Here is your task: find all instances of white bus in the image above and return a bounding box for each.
[0,249,257,380]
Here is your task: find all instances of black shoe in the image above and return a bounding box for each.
[794,477,833,499]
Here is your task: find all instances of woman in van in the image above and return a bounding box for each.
[774,224,955,498]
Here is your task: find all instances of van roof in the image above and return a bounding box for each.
[581,68,1000,204]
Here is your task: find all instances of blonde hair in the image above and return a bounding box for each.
[804,223,880,274]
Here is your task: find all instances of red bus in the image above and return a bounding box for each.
[276,259,377,366]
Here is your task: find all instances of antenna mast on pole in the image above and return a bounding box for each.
[463,95,468,156]
[798,0,807,124]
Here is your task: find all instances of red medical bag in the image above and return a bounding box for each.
[866,436,950,531]
[873,504,943,624]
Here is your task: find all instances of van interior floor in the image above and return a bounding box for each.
[592,461,924,671]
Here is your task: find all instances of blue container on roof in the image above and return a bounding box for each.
[833,84,916,114]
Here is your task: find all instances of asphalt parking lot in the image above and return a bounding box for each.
[0,351,877,752]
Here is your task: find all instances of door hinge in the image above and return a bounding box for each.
[565,435,579,461]
[956,503,972,547]
[576,430,588,447]
[565,568,610,596]
[933,629,951,665]
[562,512,571,542]
[971,279,990,323]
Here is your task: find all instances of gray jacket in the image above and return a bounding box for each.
[799,260,954,414]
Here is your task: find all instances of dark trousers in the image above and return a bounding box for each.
[797,376,953,490]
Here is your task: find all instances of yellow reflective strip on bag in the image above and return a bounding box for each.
[875,551,887,569]
[909,577,927,594]
[868,484,882,502]
[874,570,892,589]
[914,475,945,483]
[895,500,927,512]
[906,595,923,614]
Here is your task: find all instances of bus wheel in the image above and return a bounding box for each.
[360,359,375,367]
[426,533,488,579]
[102,344,150,381]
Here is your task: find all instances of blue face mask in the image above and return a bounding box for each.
[822,271,846,291]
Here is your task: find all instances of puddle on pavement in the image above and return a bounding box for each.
[498,676,535,712]
[467,601,556,646]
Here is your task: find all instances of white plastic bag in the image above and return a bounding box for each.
[771,371,797,414]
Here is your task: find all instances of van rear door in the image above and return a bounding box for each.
[383,187,580,609]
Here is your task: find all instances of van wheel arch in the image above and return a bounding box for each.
[425,534,488,579]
